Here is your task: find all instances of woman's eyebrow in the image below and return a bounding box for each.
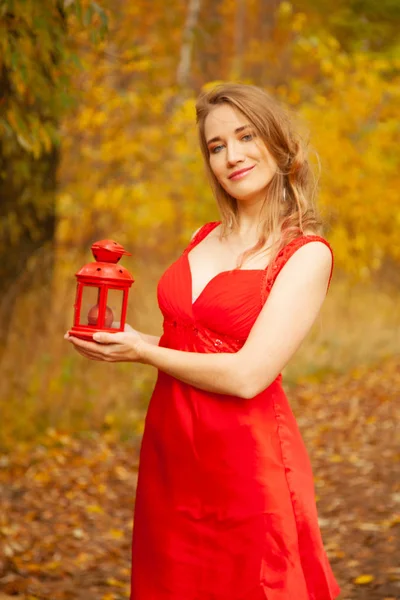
[206,124,252,145]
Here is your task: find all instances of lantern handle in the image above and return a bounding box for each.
[91,240,132,263]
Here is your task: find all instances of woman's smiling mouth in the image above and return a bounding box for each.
[228,165,255,181]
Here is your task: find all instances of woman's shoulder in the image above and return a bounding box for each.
[278,230,333,264]
[301,230,332,249]
[295,229,331,246]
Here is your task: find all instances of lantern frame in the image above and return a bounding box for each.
[69,240,134,340]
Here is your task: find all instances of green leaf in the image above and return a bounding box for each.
[83,5,93,27]
[91,1,108,33]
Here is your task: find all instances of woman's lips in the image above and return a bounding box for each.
[228,165,255,181]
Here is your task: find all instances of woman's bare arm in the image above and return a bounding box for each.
[138,241,333,397]
[127,325,160,346]
[68,242,332,399]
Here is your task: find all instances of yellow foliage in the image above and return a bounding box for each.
[2,0,400,451]
[354,574,375,585]
[53,1,399,277]
[86,504,104,514]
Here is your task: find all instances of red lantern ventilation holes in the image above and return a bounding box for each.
[69,240,134,340]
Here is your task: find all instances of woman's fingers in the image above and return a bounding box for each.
[108,321,135,333]
[66,334,112,357]
[72,344,116,361]
[64,330,141,362]
[74,349,103,361]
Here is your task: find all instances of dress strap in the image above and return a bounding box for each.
[183,221,221,254]
[261,235,334,305]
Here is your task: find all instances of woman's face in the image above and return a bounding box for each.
[204,103,277,204]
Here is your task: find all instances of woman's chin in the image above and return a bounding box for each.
[228,187,269,204]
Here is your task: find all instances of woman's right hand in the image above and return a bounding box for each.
[113,322,160,346]
[111,321,136,333]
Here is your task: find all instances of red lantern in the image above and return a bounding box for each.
[69,240,134,340]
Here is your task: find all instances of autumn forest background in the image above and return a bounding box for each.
[0,0,399,598]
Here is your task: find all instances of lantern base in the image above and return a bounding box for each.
[68,326,123,341]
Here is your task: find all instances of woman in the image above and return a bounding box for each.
[66,83,341,600]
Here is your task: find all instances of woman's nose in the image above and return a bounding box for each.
[226,141,244,165]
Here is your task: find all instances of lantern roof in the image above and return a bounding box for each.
[76,261,134,283]
[91,239,131,264]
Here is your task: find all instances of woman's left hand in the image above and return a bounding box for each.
[64,330,144,363]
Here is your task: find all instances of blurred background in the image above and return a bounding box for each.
[0,1,399,599]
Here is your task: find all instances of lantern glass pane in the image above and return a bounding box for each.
[79,285,101,327]
[106,288,124,329]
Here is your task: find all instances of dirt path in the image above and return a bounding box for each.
[0,357,399,599]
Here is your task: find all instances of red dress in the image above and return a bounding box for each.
[130,221,341,600]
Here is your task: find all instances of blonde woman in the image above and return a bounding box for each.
[67,83,341,600]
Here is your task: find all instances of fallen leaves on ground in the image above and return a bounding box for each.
[0,357,399,599]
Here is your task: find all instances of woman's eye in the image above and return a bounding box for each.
[210,145,224,154]
[242,134,253,141]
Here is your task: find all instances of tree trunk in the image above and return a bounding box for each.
[176,0,202,89]
[256,0,279,84]
[0,66,58,355]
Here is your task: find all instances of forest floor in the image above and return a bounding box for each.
[0,356,399,600]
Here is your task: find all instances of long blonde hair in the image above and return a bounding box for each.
[195,83,323,275]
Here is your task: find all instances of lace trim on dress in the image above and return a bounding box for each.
[163,318,244,352]
[183,223,334,307]
[260,235,334,306]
